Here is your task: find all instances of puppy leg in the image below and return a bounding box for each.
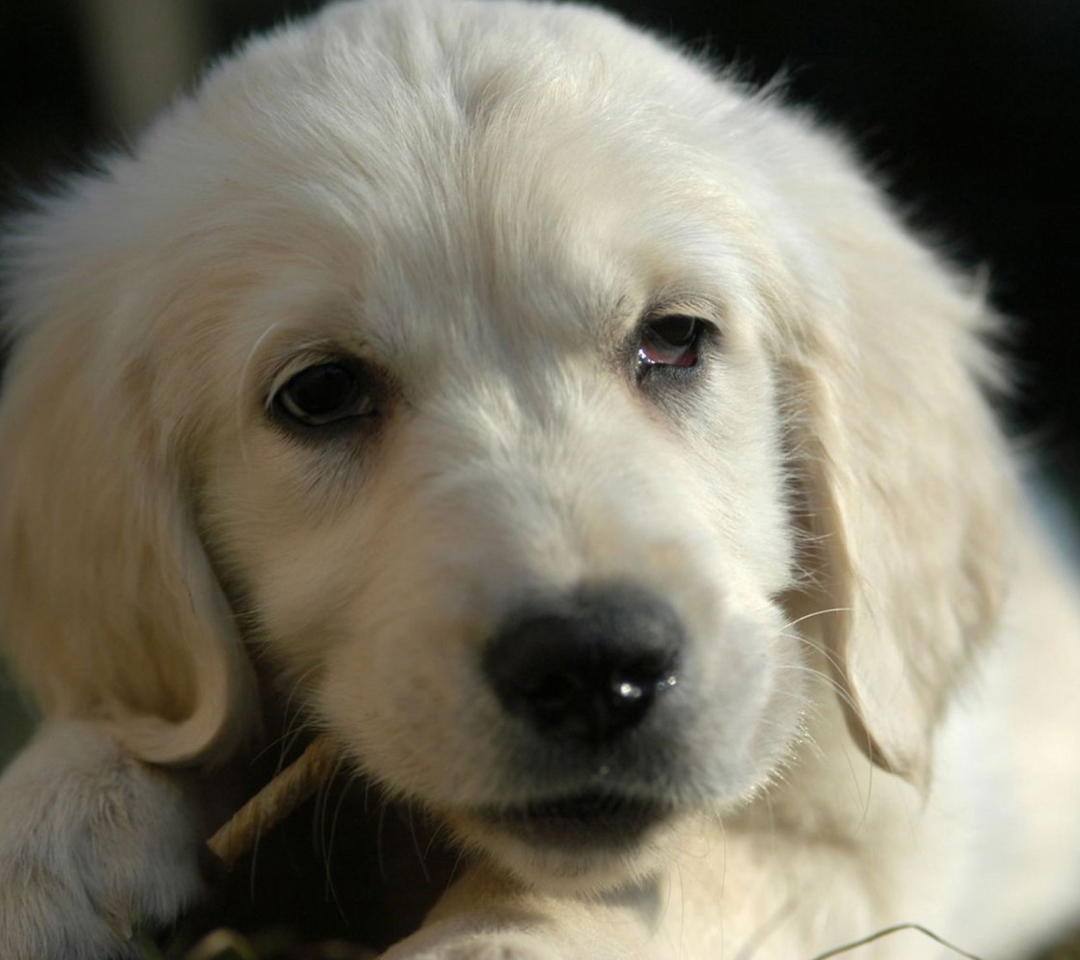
[384,929,567,960]
[380,868,659,960]
[382,914,654,960]
[0,721,205,960]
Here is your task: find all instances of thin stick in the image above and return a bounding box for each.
[806,923,983,960]
[207,734,341,870]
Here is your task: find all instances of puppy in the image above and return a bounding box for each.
[2,1,1080,958]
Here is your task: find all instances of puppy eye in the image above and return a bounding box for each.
[638,316,704,371]
[274,362,376,426]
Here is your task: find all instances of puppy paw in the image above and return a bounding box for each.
[0,722,205,960]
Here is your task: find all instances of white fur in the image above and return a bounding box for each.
[0,723,204,960]
[2,1,1079,957]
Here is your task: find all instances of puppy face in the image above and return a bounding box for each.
[132,1,806,885]
[0,0,1009,894]
[190,33,802,891]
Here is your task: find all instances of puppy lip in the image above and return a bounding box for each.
[479,789,672,849]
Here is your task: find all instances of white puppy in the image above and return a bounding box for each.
[2,1,1079,958]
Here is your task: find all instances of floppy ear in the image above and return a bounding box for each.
[781,165,1015,786]
[0,200,256,766]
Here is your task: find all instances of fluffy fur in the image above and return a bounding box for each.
[2,1,1080,957]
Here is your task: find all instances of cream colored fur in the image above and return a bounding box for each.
[2,1,1080,958]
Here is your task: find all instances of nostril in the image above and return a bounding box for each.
[483,584,682,745]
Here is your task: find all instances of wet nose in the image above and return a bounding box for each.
[483,584,682,745]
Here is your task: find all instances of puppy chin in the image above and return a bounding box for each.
[446,804,696,894]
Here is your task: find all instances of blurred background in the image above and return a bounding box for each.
[1,0,1078,803]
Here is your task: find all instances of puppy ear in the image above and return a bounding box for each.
[783,169,1014,785]
[0,203,256,766]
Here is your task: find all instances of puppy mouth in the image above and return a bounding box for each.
[479,790,673,849]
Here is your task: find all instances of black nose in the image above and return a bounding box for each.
[483,584,682,745]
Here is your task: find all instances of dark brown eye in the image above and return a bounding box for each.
[274,362,375,426]
[638,316,703,371]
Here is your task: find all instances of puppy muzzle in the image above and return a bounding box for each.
[479,583,686,849]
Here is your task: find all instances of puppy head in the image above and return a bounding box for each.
[0,0,1012,888]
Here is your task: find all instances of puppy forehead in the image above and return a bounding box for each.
[170,0,749,362]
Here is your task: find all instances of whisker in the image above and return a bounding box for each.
[407,800,433,884]
[779,606,852,631]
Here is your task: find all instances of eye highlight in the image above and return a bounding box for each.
[273,361,376,427]
[637,316,705,373]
